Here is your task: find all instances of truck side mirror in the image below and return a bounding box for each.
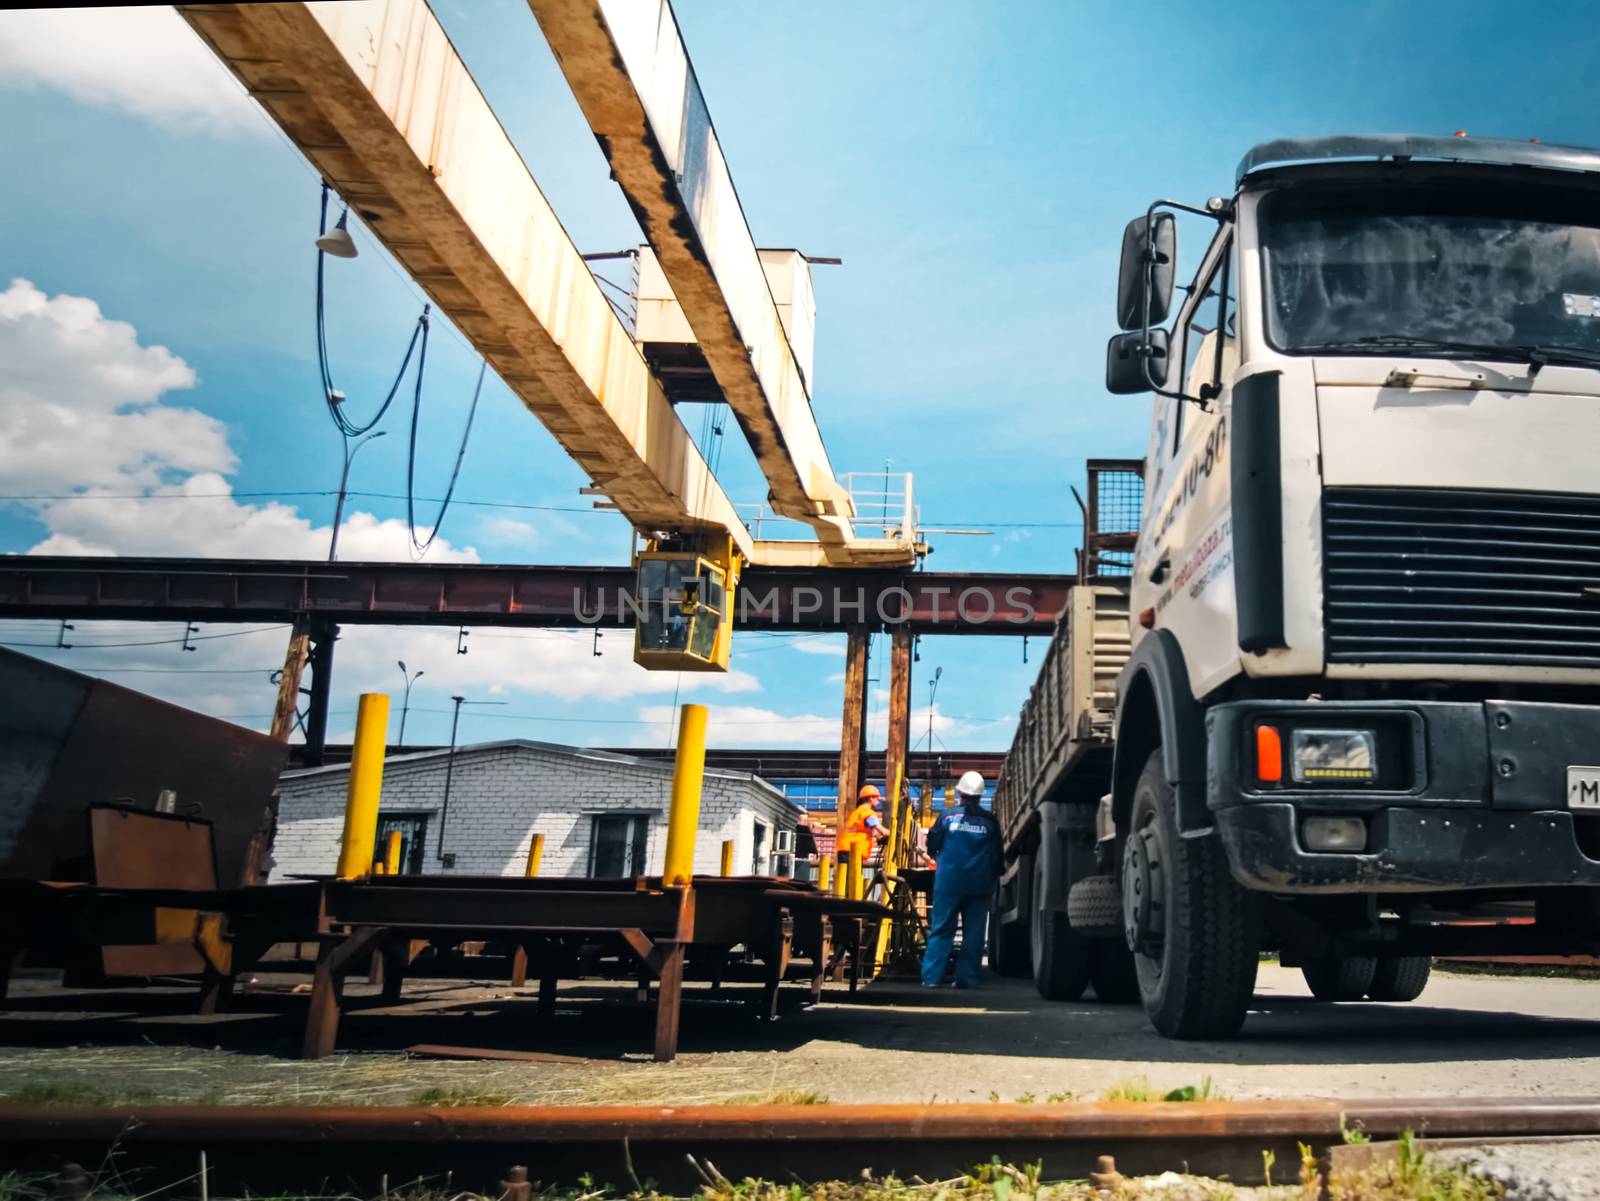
[1116,212,1177,330]
[1106,328,1170,395]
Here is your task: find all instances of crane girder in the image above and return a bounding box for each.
[178,0,757,559]
[527,0,917,567]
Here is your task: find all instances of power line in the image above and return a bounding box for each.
[0,489,1088,529]
[0,625,287,650]
[42,665,280,675]
[402,706,1016,728]
[0,490,607,516]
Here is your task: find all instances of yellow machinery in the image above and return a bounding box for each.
[633,537,742,671]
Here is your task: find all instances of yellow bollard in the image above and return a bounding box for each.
[720,839,735,877]
[846,849,864,901]
[382,829,402,875]
[817,855,832,893]
[525,832,545,878]
[335,693,390,879]
[661,703,707,887]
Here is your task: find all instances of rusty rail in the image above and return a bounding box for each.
[4,1099,1600,1193]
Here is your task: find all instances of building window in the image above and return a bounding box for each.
[375,813,429,874]
[590,814,650,878]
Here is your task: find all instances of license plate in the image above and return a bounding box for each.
[1567,766,1600,812]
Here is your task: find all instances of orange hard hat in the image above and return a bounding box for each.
[858,784,882,801]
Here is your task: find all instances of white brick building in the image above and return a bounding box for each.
[269,739,801,880]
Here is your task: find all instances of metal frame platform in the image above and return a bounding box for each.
[297,874,888,1061]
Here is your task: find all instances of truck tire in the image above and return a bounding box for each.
[1302,956,1377,1001]
[1122,750,1260,1038]
[1031,852,1089,1001]
[1367,956,1431,1002]
[1089,938,1140,1003]
[1068,874,1122,938]
[989,888,1032,978]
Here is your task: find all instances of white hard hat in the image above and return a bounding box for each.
[955,770,985,798]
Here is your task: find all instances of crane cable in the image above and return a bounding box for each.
[408,346,486,555]
[316,182,426,438]
[315,182,484,553]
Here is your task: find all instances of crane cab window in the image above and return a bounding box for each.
[634,553,728,668]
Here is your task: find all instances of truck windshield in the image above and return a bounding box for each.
[1258,179,1600,362]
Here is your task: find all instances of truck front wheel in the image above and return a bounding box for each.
[1031,851,1090,1000]
[1122,750,1261,1038]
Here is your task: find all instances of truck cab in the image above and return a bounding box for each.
[999,134,1600,1040]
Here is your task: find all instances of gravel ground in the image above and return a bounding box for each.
[2,963,1599,1106]
[1438,1140,1600,1201]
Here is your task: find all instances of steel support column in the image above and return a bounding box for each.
[303,618,337,768]
[884,624,913,810]
[836,626,870,836]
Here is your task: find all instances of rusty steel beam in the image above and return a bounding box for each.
[5,1099,1600,1192]
[0,557,1070,634]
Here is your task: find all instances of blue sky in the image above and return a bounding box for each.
[1,1,1596,752]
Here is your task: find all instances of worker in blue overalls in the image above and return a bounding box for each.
[920,770,1002,988]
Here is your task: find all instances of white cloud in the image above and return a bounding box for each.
[0,7,264,138]
[28,473,478,562]
[0,280,764,723]
[332,626,760,707]
[1,278,476,563]
[476,515,540,548]
[0,620,765,740]
[634,703,840,748]
[790,635,846,656]
[0,279,232,493]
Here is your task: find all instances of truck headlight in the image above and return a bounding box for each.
[1290,728,1376,784]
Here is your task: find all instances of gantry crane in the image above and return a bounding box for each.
[179,0,919,671]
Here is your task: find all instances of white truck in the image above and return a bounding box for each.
[991,133,1600,1038]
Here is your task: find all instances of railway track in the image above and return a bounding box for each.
[4,1098,1600,1194]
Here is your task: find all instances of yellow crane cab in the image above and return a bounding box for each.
[633,540,741,671]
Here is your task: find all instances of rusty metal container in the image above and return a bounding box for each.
[0,648,288,886]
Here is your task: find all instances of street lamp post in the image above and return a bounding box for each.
[395,660,424,747]
[328,428,386,562]
[436,693,506,865]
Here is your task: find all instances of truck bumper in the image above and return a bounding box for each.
[1207,699,1600,894]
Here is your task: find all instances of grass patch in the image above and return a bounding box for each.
[0,1082,155,1108]
[719,1089,829,1106]
[0,1136,1501,1201]
[0,1173,49,1201]
[1332,1131,1503,1201]
[410,1086,514,1108]
[1100,1075,1222,1103]
[1433,959,1600,981]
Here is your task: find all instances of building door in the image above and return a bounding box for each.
[751,819,769,874]
[590,814,649,878]
[375,813,429,874]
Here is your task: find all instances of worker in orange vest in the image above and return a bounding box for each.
[837,784,888,870]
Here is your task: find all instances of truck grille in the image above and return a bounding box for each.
[1323,487,1600,668]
